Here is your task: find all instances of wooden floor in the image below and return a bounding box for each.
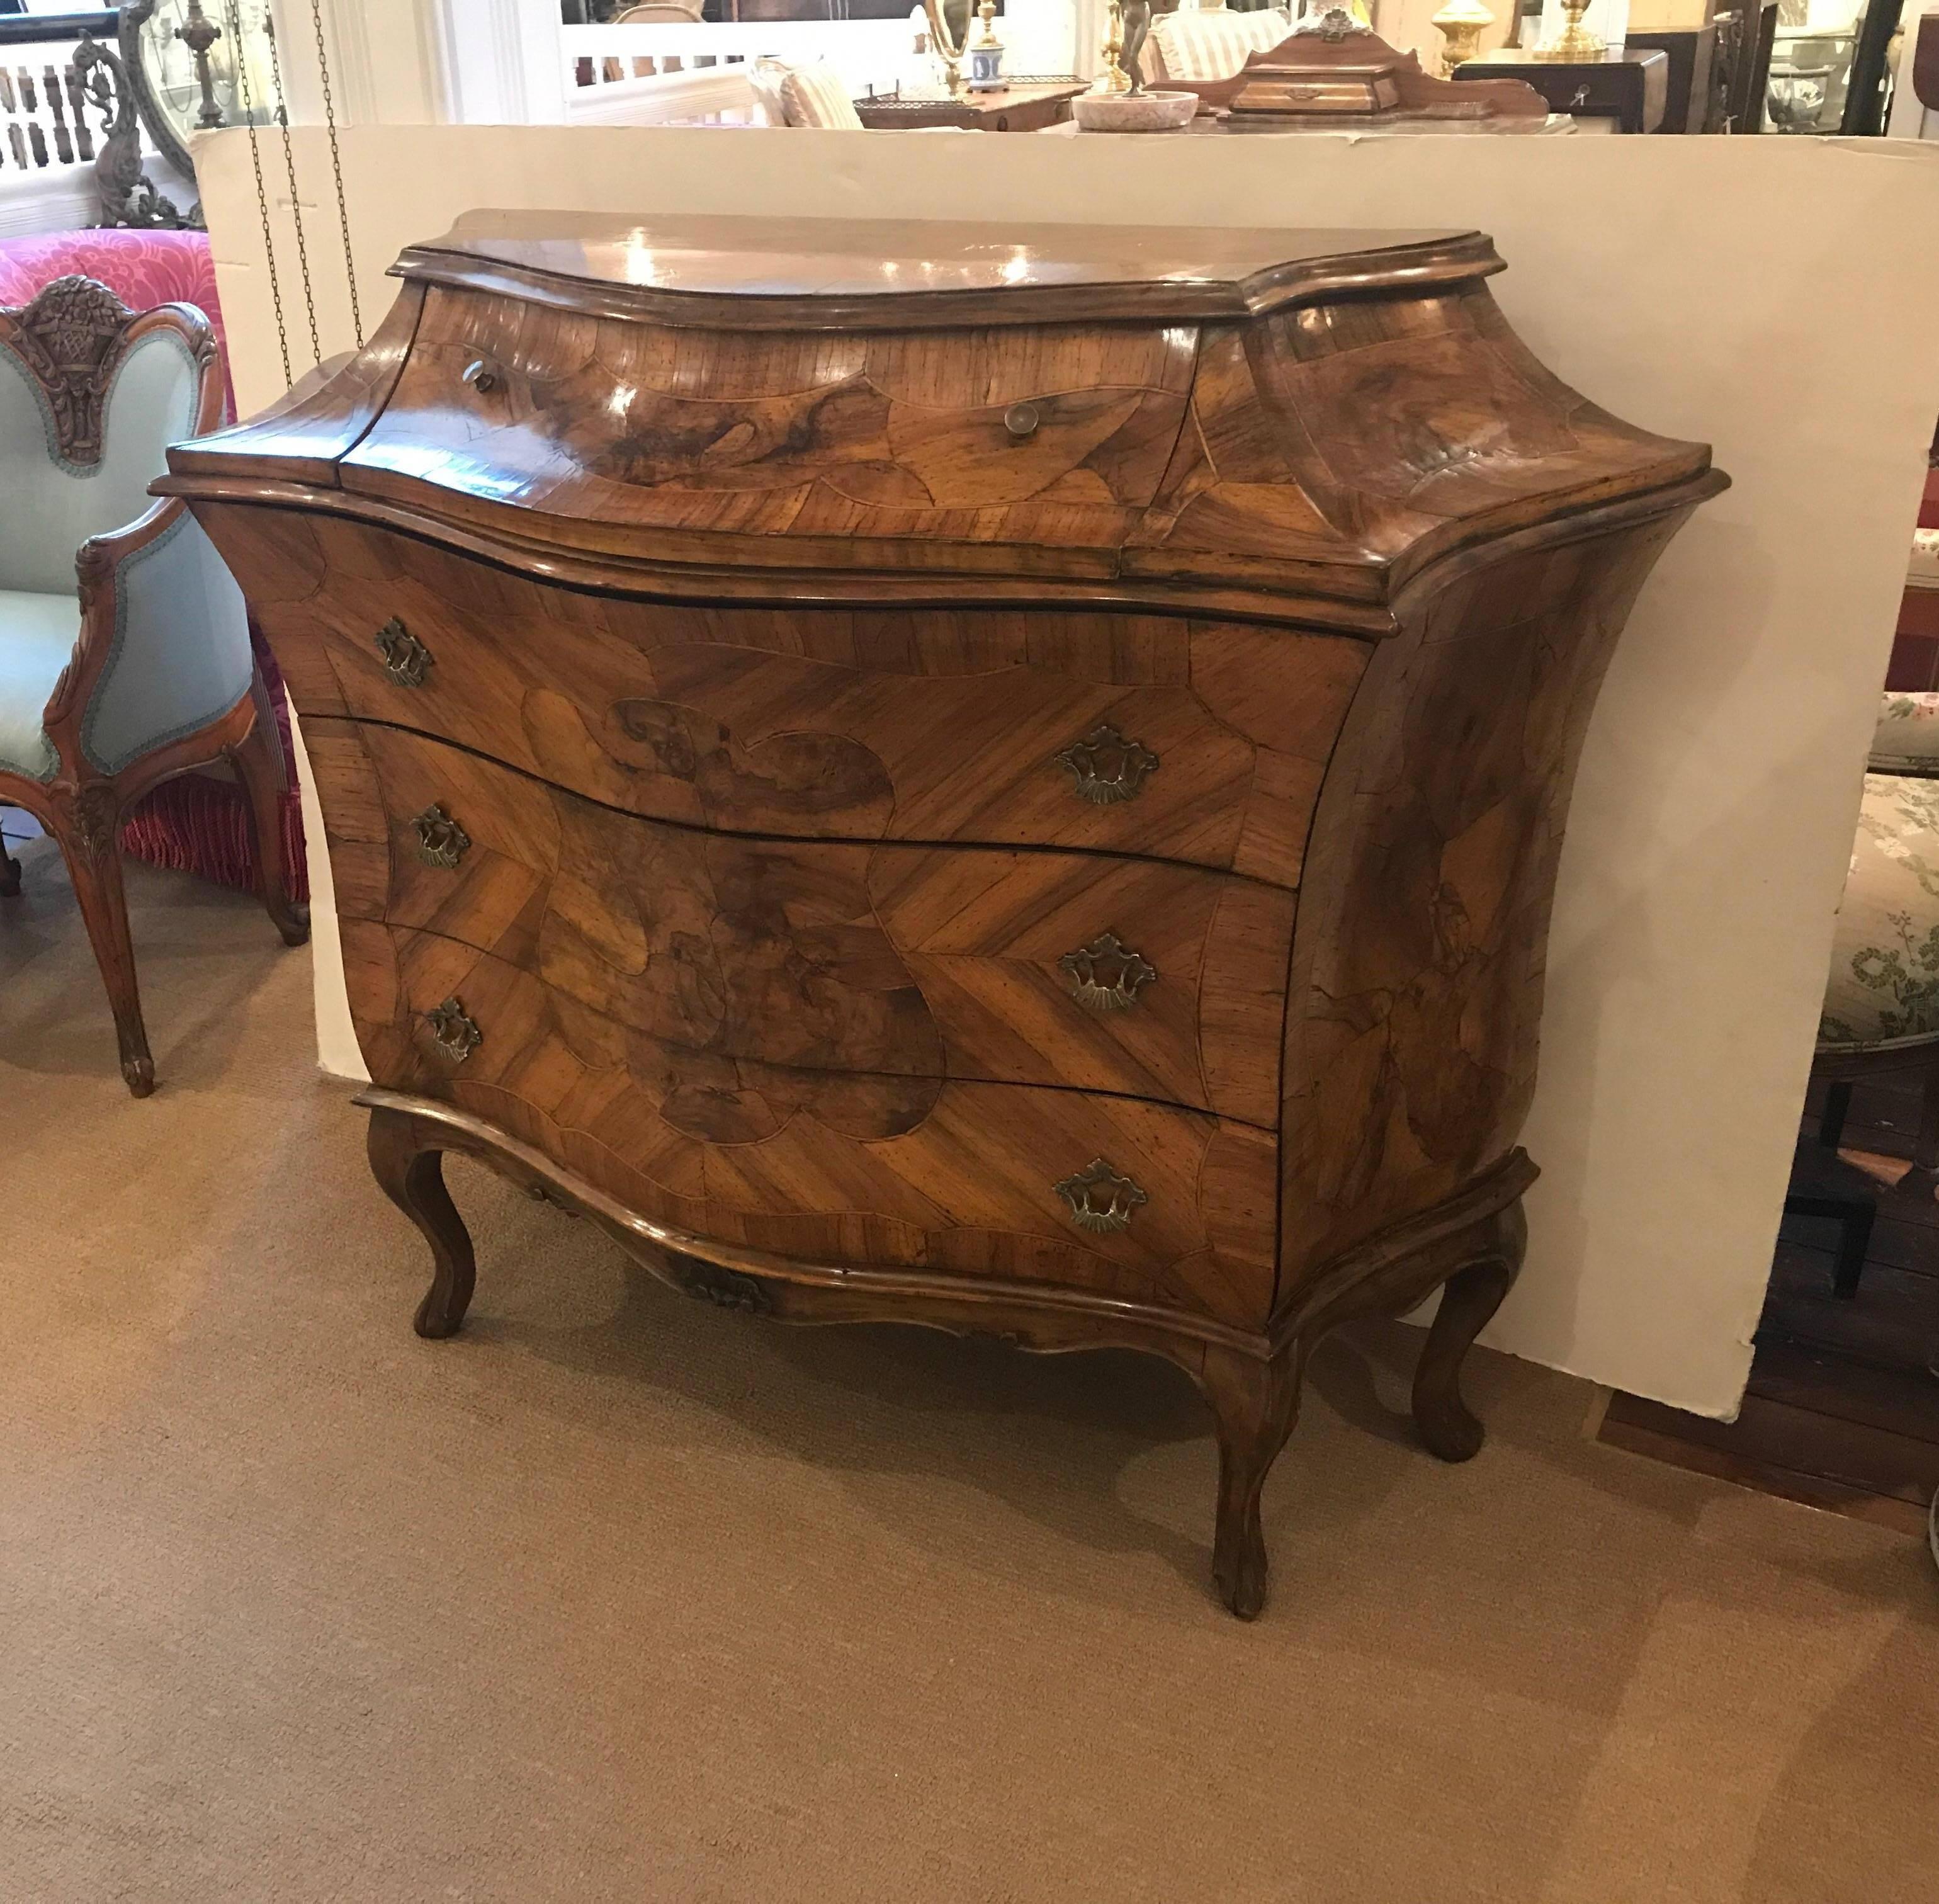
[1600,1068,1939,1537]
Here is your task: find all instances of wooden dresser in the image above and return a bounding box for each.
[162,214,1724,1618]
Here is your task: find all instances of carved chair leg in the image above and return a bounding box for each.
[367,1107,478,1339]
[1411,1200,1529,1463]
[1817,1079,1853,1153]
[229,677,310,949]
[1196,1342,1304,1621]
[1916,1061,1939,1174]
[57,804,154,1097]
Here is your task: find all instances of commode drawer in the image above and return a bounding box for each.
[312,718,1296,1127]
[212,507,1367,891]
[342,919,1279,1327]
[335,286,1197,563]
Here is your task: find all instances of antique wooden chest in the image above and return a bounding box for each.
[162,213,1724,1616]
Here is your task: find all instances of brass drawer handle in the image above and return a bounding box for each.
[411,804,471,871]
[1054,1158,1148,1235]
[462,357,501,395]
[373,618,433,688]
[425,997,482,1065]
[1003,401,1041,441]
[1059,932,1156,1012]
[1056,723,1159,805]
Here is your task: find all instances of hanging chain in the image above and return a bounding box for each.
[227,0,290,388]
[262,3,322,368]
[308,0,363,346]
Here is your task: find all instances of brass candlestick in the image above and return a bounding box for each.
[1532,0,1604,60]
[176,0,227,130]
[966,0,1004,91]
[1092,0,1132,94]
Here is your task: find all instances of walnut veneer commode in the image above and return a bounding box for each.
[161,213,1725,1618]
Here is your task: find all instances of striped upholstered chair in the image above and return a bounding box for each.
[1143,5,1296,84]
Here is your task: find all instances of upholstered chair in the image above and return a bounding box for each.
[1795,692,1939,1296]
[0,275,307,1096]
[1143,5,1294,84]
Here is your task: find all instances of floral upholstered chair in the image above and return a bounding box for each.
[0,274,307,1097]
[1800,693,1939,1296]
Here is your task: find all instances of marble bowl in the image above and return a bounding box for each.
[1070,89,1198,133]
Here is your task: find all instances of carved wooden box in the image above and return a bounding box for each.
[161,214,1724,1617]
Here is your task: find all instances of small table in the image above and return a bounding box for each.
[853,80,1087,132]
[1454,48,1670,133]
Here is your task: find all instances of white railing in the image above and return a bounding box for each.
[0,35,107,235]
[1,39,98,174]
[0,29,186,239]
[561,18,925,124]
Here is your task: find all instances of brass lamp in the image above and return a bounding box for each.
[1531,0,1605,60]
[1431,0,1495,75]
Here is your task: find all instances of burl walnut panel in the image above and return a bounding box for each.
[1126,286,1707,599]
[208,505,1364,888]
[343,917,1279,1325]
[1276,508,1695,1298]
[309,718,1294,1125]
[166,215,1726,1618]
[339,288,1197,561]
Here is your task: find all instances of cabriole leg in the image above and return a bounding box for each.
[367,1106,477,1339]
[1196,1342,1304,1621]
[1411,1201,1529,1463]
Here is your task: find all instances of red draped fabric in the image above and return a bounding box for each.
[0,228,307,900]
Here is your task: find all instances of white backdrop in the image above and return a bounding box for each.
[192,124,1939,1419]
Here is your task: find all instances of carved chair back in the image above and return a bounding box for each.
[0,275,221,597]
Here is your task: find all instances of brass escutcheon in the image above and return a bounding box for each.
[424,997,482,1065]
[1053,1157,1148,1235]
[411,803,471,871]
[1055,722,1159,805]
[1058,932,1157,1012]
[373,618,432,688]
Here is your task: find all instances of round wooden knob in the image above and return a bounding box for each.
[1003,402,1041,441]
[462,358,500,395]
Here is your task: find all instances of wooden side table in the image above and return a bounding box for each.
[1454,48,1670,132]
[853,80,1085,130]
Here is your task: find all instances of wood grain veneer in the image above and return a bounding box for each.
[310,719,1294,1126]
[166,214,1725,1618]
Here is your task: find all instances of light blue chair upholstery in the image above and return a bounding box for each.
[0,316,251,782]
[0,275,305,1096]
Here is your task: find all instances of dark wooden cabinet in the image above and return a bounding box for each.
[1454,48,1670,131]
[161,213,1724,1617]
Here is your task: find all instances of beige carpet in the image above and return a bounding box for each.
[2,836,1936,1904]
